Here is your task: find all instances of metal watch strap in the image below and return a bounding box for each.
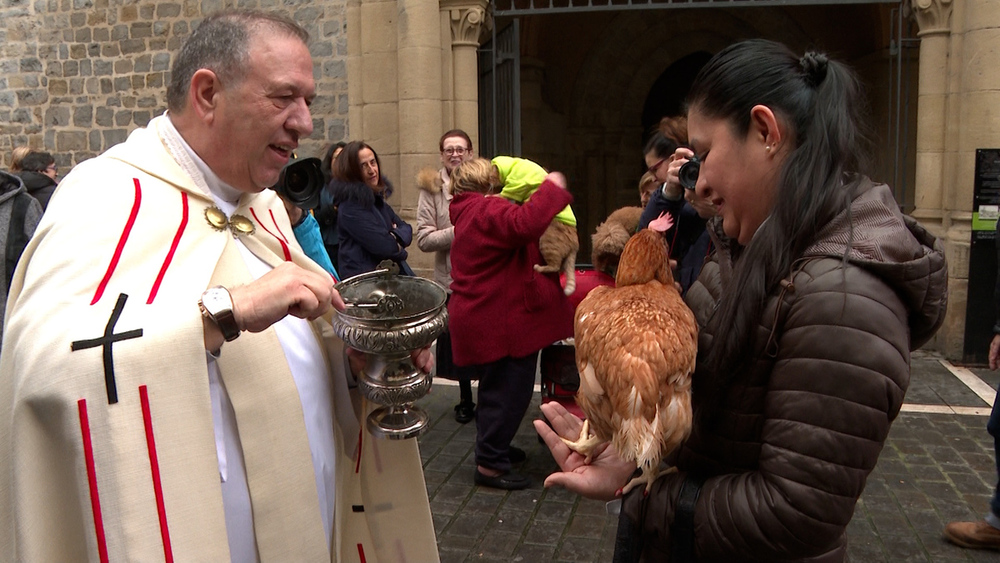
[670,475,704,563]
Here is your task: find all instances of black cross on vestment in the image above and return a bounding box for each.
[71,293,143,404]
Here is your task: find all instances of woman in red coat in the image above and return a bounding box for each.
[448,157,574,490]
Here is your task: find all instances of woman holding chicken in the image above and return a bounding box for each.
[449,158,574,490]
[536,39,948,561]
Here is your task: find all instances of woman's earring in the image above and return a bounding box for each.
[765,145,771,151]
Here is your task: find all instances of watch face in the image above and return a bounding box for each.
[202,287,232,315]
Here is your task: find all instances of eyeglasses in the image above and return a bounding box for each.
[646,158,667,175]
[442,147,470,156]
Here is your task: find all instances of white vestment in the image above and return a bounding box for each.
[0,116,439,562]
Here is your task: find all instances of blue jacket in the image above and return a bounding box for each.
[292,212,339,281]
[329,178,413,279]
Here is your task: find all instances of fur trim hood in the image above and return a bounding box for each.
[416,168,444,195]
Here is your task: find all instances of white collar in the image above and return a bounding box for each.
[160,113,244,214]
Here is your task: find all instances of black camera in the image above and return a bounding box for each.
[678,154,701,191]
[273,153,324,210]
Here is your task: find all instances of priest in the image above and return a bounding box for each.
[0,10,438,562]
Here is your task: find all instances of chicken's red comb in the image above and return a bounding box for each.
[648,212,674,233]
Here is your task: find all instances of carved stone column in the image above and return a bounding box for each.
[440,0,489,152]
[397,0,443,212]
[910,0,952,234]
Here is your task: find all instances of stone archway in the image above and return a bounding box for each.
[556,9,813,257]
[640,51,713,142]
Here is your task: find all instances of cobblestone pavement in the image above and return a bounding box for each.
[413,351,1000,562]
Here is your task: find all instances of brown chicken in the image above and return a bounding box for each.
[564,213,698,494]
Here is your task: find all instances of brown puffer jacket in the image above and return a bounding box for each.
[622,179,948,562]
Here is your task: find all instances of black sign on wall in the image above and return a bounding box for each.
[963,148,1000,364]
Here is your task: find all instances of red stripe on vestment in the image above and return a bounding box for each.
[249,207,291,261]
[146,192,189,304]
[355,427,362,473]
[92,178,142,305]
[139,385,174,562]
[78,399,109,563]
[269,208,289,243]
[357,543,367,563]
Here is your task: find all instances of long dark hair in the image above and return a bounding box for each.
[332,140,392,198]
[689,39,871,419]
[321,141,346,185]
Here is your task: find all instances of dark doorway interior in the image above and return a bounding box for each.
[640,51,713,146]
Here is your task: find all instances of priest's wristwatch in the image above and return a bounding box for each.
[199,286,241,342]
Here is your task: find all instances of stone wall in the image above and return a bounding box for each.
[0,0,349,171]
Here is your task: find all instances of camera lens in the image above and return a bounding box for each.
[678,155,700,191]
[285,170,308,195]
[274,156,323,210]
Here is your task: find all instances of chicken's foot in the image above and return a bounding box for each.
[621,465,678,496]
[560,419,602,464]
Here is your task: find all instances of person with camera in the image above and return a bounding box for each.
[536,39,946,562]
[273,154,339,279]
[328,141,414,279]
[638,117,710,294]
[0,10,438,561]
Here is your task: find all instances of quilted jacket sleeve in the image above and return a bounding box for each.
[625,257,911,562]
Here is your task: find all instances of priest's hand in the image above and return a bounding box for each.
[203,262,341,352]
[233,262,341,331]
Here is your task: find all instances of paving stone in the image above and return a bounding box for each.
[879,533,931,561]
[464,491,504,515]
[438,533,477,553]
[523,521,564,546]
[475,529,520,559]
[447,513,491,538]
[969,549,1000,563]
[438,548,467,563]
[426,453,467,474]
[434,482,474,504]
[565,514,607,538]
[503,492,542,512]
[493,506,532,535]
[513,543,557,562]
[430,499,461,517]
[554,536,603,562]
[534,499,575,522]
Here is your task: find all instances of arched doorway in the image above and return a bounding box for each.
[640,51,713,145]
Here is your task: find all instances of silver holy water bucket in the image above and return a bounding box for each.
[331,265,449,439]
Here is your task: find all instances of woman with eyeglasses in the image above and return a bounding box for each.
[639,117,710,294]
[416,129,477,423]
[328,141,413,279]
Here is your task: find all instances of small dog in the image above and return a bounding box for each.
[591,206,643,279]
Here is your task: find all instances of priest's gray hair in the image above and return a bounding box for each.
[166,10,309,111]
